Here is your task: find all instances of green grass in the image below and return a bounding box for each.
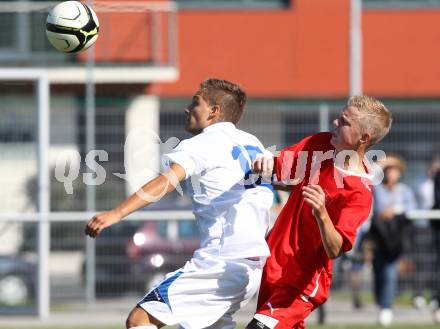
[0,326,121,329]
[2,325,440,329]
[306,324,438,329]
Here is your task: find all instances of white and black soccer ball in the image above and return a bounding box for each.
[46,1,99,53]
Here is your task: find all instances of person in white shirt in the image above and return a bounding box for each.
[85,78,273,329]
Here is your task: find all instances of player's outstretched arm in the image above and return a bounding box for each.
[85,163,186,238]
[302,184,343,259]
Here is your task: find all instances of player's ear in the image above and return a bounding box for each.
[209,104,221,119]
[359,132,371,146]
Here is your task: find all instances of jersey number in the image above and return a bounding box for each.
[231,145,263,189]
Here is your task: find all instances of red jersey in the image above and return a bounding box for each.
[261,132,372,305]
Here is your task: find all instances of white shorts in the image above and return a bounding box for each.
[137,256,264,329]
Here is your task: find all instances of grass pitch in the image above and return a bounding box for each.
[2,325,440,329]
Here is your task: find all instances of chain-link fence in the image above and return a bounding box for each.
[1,90,440,316]
[0,0,440,324]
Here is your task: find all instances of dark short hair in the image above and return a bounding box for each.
[199,78,247,124]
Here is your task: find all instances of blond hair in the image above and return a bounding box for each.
[347,95,392,146]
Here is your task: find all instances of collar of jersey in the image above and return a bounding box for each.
[203,121,236,133]
[334,163,374,180]
[331,151,374,180]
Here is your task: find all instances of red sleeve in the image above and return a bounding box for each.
[334,190,372,252]
[275,132,333,183]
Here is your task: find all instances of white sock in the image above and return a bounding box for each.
[129,326,158,329]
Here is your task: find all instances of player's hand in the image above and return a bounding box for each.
[252,157,274,179]
[302,184,328,219]
[85,210,122,238]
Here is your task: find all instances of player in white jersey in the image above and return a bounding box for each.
[85,79,274,329]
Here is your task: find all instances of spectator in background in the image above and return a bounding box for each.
[417,155,440,213]
[349,213,373,310]
[369,154,416,327]
[431,162,440,322]
[412,155,440,311]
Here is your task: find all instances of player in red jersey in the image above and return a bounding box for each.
[247,96,392,329]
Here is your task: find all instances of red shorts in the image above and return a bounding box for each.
[255,285,318,329]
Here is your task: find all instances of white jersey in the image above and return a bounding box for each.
[162,122,273,260]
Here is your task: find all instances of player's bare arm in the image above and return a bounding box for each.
[302,184,343,259]
[85,163,186,238]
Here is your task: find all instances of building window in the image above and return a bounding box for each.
[363,0,440,8]
[0,0,66,61]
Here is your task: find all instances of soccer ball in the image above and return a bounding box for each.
[46,1,99,53]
